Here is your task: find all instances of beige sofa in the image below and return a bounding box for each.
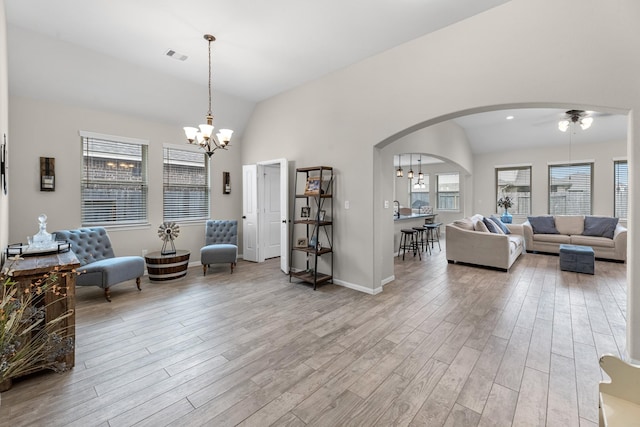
[446,215,525,271]
[523,215,626,261]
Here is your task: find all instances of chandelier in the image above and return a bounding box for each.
[183,34,233,157]
[558,109,593,132]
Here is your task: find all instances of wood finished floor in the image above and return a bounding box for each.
[0,242,627,427]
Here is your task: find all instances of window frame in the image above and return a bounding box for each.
[436,172,460,211]
[163,145,210,222]
[548,162,593,215]
[614,160,628,219]
[410,173,430,212]
[495,165,532,215]
[80,131,149,227]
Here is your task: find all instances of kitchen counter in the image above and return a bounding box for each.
[394,213,437,222]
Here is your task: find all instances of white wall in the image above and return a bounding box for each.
[0,0,7,258]
[8,95,244,262]
[473,139,627,223]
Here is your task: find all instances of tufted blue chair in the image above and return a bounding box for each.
[201,220,238,275]
[54,227,145,302]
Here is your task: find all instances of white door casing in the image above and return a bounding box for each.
[243,159,289,272]
[242,164,258,262]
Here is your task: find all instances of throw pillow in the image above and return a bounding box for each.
[483,217,500,234]
[473,217,489,232]
[453,218,474,231]
[527,216,559,234]
[489,215,511,234]
[582,216,618,239]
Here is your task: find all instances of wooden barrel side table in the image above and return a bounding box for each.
[144,250,190,281]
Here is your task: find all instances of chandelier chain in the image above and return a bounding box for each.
[207,37,212,117]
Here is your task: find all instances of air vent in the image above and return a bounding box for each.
[165,49,188,61]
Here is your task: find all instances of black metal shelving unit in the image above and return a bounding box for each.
[289,166,333,290]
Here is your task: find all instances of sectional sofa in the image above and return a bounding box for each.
[446,214,525,271]
[523,215,626,262]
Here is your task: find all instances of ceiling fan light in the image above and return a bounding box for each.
[580,117,593,130]
[558,120,570,132]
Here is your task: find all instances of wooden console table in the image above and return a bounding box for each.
[2,250,80,372]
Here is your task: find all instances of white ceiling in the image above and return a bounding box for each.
[3,1,629,153]
[4,0,510,102]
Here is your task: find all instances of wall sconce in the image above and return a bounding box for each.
[223,171,231,194]
[40,157,55,191]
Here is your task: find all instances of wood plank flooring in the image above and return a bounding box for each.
[0,242,627,426]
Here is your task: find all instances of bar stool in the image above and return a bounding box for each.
[412,226,431,255]
[424,222,442,251]
[398,229,421,260]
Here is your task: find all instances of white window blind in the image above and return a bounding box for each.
[496,166,531,214]
[163,147,209,221]
[437,173,459,211]
[81,135,148,225]
[614,160,628,219]
[548,163,592,215]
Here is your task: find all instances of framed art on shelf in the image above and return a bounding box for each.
[296,237,308,248]
[319,210,326,221]
[301,206,311,218]
[304,176,321,195]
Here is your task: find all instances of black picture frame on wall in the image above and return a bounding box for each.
[1,134,7,195]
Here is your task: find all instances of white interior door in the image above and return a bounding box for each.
[278,159,289,274]
[242,164,258,262]
[262,164,282,260]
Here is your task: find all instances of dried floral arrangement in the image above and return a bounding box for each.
[0,255,75,391]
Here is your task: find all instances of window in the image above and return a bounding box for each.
[163,147,209,221]
[548,163,593,215]
[410,174,429,211]
[614,160,628,219]
[496,166,531,214]
[437,173,459,210]
[81,132,148,226]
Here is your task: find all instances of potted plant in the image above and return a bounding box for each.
[497,195,514,224]
[0,256,75,392]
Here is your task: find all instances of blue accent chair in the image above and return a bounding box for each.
[201,220,238,275]
[54,227,145,301]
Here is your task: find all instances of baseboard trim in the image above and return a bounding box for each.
[332,278,383,295]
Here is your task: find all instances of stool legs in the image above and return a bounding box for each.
[399,229,421,260]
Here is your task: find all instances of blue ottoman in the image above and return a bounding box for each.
[559,244,594,274]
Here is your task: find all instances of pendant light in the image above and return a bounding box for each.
[418,155,424,181]
[396,154,404,177]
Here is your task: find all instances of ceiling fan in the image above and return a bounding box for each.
[558,109,593,132]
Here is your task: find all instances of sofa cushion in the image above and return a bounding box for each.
[554,215,584,235]
[483,217,501,234]
[453,217,474,231]
[571,235,615,248]
[582,216,618,239]
[528,216,559,234]
[532,233,571,244]
[490,215,511,234]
